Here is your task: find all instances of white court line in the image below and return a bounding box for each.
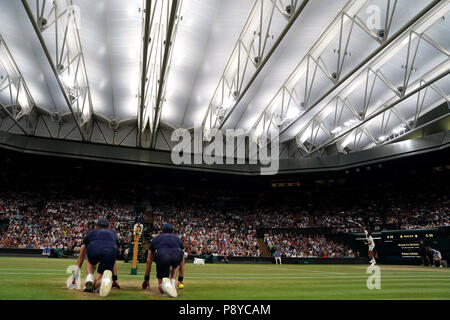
[0,268,69,272]
[259,265,350,275]
[0,272,449,280]
[0,265,347,275]
[0,268,350,276]
[0,267,446,277]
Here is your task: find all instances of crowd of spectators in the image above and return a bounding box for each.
[0,191,134,254]
[264,232,355,258]
[385,190,450,229]
[307,186,449,232]
[0,213,10,234]
[0,166,448,258]
[152,209,260,257]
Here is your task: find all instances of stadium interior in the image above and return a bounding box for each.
[0,147,448,264]
[0,0,449,301]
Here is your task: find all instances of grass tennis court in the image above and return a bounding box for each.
[0,257,449,300]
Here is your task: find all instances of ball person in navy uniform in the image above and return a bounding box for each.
[142,223,184,297]
[79,218,118,297]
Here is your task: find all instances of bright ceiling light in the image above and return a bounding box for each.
[298,126,313,144]
[252,125,263,140]
[286,107,300,120]
[344,119,358,127]
[60,73,74,89]
[393,126,406,134]
[323,106,333,118]
[340,132,356,150]
[16,84,30,113]
[126,95,139,116]
[331,127,342,134]
[127,5,138,17]
[222,94,235,110]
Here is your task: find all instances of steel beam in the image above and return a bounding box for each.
[0,33,37,135]
[252,0,441,143]
[0,103,28,135]
[291,2,449,156]
[137,0,152,147]
[137,0,181,148]
[305,69,449,157]
[279,0,442,138]
[202,0,310,134]
[150,0,180,149]
[21,0,93,141]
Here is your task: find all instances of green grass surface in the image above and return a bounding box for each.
[0,257,449,300]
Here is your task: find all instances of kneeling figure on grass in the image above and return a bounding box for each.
[142,223,184,298]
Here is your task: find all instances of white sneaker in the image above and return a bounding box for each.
[99,270,113,297]
[162,277,177,298]
[83,273,94,292]
[439,265,443,268]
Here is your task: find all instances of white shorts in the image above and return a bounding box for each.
[434,253,442,260]
[369,245,375,251]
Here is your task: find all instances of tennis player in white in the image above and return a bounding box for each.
[354,222,376,265]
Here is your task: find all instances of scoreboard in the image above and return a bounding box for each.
[381,228,450,263]
[382,229,437,259]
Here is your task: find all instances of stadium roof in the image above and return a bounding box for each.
[0,0,448,162]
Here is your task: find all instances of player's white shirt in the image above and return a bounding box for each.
[364,230,375,250]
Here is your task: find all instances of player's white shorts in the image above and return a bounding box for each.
[434,253,442,260]
[369,245,375,251]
